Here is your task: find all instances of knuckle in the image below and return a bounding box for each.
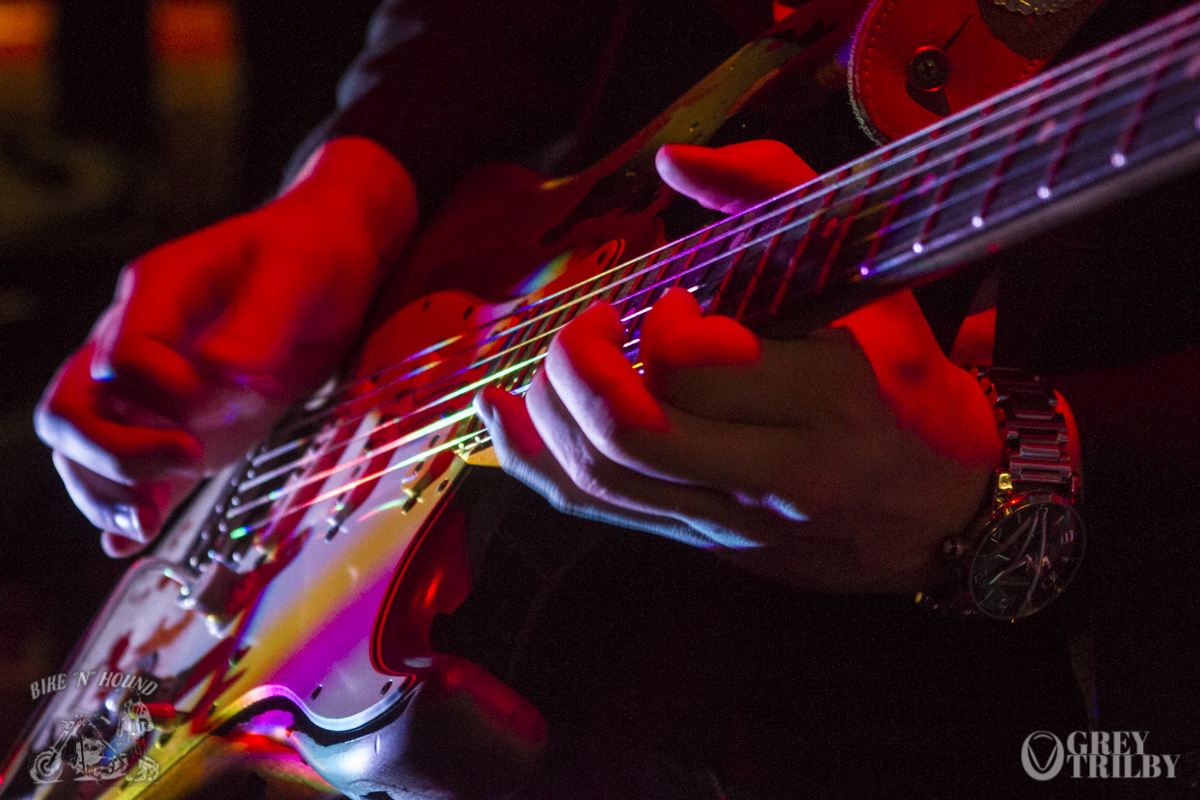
[562,453,611,501]
[32,399,62,445]
[596,424,645,466]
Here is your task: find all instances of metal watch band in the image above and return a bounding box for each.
[917,365,1083,618]
[967,365,1080,504]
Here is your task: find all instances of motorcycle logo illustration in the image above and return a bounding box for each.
[29,701,159,784]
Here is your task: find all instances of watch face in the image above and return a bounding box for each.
[969,494,1084,620]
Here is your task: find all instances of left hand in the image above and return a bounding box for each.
[475,141,1000,593]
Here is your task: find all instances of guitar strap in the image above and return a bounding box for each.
[849,0,1106,142]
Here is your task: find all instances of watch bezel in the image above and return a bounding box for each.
[967,491,1085,621]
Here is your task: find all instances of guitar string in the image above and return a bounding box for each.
[243,31,1195,499]
[213,14,1200,537]
[256,1,1195,453]
[227,27,1200,515]
[219,60,1200,540]
[237,24,1200,497]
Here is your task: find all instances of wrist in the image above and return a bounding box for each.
[281,136,418,288]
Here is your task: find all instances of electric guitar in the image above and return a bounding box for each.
[6,1,1200,798]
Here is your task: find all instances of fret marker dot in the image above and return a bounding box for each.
[971,215,984,229]
[912,242,924,254]
[1036,119,1057,145]
[860,265,870,276]
[1037,185,1052,200]
[1110,152,1127,168]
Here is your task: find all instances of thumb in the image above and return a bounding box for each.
[655,141,817,214]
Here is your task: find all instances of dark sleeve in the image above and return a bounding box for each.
[285,0,620,215]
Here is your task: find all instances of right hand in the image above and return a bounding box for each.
[36,137,417,557]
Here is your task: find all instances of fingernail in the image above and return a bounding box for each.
[763,494,809,522]
[112,504,146,543]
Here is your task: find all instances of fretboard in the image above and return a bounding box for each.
[537,0,1200,348]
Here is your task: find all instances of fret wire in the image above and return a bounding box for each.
[618,239,688,319]
[660,224,723,309]
[734,200,803,320]
[917,117,984,247]
[705,220,764,316]
[663,227,719,294]
[622,233,712,351]
[607,254,653,311]
[763,204,822,314]
[1117,24,1183,159]
[862,142,932,269]
[873,46,1192,265]
[507,281,592,388]
[495,300,569,391]
[687,218,753,304]
[250,7,1200,489]
[767,167,847,314]
[978,88,1046,221]
[493,308,539,377]
[866,58,1200,273]
[813,169,881,297]
[1043,66,1111,194]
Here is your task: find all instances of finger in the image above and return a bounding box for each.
[92,333,206,423]
[52,451,167,547]
[639,287,760,399]
[475,385,546,460]
[478,384,854,588]
[547,303,670,434]
[637,289,896,426]
[547,301,771,487]
[89,226,257,423]
[640,287,760,369]
[523,370,779,548]
[37,346,205,484]
[648,330,879,426]
[101,531,149,559]
[655,141,817,214]
[544,319,859,513]
[476,384,698,542]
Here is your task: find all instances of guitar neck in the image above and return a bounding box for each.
[557,0,1200,344]
[180,0,1200,561]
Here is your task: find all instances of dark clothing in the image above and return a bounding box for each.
[297,2,1200,796]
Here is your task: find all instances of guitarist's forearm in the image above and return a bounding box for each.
[282,135,418,289]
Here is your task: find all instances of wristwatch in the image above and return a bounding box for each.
[917,366,1085,621]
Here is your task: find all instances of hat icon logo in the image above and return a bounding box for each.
[1022,731,1065,780]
